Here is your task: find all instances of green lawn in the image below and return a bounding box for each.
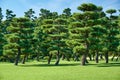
[0,60,120,80]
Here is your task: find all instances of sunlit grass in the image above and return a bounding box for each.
[0,60,120,80]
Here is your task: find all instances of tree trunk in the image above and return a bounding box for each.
[95,51,99,63]
[81,30,89,66]
[81,54,86,65]
[14,48,21,66]
[48,54,52,64]
[86,59,89,63]
[111,54,115,61]
[22,55,27,64]
[62,54,65,60]
[105,52,109,63]
[88,54,92,61]
[36,53,40,61]
[81,45,89,65]
[93,54,95,61]
[116,55,119,61]
[74,55,80,61]
[55,50,60,65]
[100,54,104,60]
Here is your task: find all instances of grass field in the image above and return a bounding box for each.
[0,60,120,80]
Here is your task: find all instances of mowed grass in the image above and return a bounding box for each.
[0,60,120,80]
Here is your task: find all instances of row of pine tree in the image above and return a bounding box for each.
[0,3,120,66]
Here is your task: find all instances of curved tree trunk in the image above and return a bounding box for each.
[116,55,120,61]
[88,54,92,61]
[81,31,89,66]
[100,54,104,60]
[111,54,115,61]
[95,51,99,63]
[105,52,109,63]
[55,50,60,65]
[62,54,65,60]
[93,54,95,61]
[86,59,89,63]
[48,54,52,64]
[74,54,80,61]
[14,48,21,66]
[81,54,86,65]
[36,53,40,61]
[22,55,27,64]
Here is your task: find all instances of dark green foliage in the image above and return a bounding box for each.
[6,9,16,21]
[3,18,34,65]
[0,3,120,66]
[77,3,97,11]
[0,8,4,60]
[0,7,3,22]
[106,9,116,15]
[24,9,37,21]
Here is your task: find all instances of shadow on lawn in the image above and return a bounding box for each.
[83,62,120,67]
[19,61,120,67]
[96,62,120,67]
[19,63,80,67]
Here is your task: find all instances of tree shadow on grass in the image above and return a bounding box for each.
[85,63,98,66]
[97,62,120,67]
[83,62,120,67]
[19,62,120,67]
[19,63,80,67]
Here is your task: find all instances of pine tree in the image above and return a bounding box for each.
[104,9,119,63]
[71,3,102,65]
[3,9,16,34]
[89,6,106,63]
[24,8,36,21]
[53,18,68,65]
[3,18,33,65]
[0,7,4,59]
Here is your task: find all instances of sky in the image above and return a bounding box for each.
[0,0,120,18]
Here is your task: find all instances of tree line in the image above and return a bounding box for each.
[0,3,120,66]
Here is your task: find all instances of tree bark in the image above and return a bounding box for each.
[86,59,89,63]
[22,55,27,64]
[55,50,60,65]
[116,55,119,61]
[36,53,40,61]
[14,48,21,66]
[100,54,104,60]
[95,51,99,63]
[111,54,115,61]
[74,55,80,61]
[92,54,95,61]
[81,54,86,65]
[48,54,52,64]
[88,54,92,61]
[105,52,109,63]
[62,54,65,60]
[81,31,89,66]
